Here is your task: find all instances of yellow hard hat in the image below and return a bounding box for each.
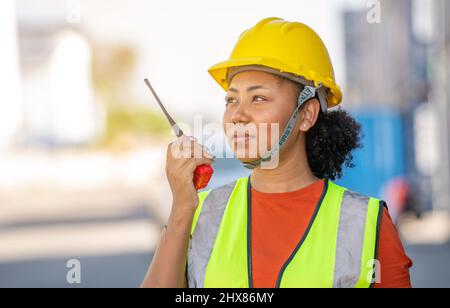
[208,17,342,108]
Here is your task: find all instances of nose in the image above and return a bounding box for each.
[230,103,252,125]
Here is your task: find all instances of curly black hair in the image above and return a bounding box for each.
[277,75,362,180]
[305,107,362,180]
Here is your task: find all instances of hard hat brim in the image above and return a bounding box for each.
[208,57,342,108]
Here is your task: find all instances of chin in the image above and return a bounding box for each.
[236,157,260,164]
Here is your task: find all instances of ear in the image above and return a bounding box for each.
[299,98,321,132]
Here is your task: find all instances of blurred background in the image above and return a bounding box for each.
[0,0,449,288]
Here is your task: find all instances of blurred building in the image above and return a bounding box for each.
[343,0,427,108]
[428,0,450,211]
[0,1,105,149]
[17,23,103,147]
[343,0,450,213]
[0,0,23,149]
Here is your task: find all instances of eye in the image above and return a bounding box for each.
[253,95,266,103]
[225,96,238,106]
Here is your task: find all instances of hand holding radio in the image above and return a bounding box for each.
[165,135,215,210]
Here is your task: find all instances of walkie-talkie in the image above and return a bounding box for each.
[144,78,213,190]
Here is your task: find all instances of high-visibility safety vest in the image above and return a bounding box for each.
[187,176,384,288]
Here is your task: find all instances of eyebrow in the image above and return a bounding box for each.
[228,85,270,93]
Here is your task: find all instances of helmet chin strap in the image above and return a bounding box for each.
[242,85,320,170]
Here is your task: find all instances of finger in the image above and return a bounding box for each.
[167,141,192,164]
[179,140,214,160]
[170,139,194,159]
[178,135,197,143]
[178,139,196,159]
[191,143,215,159]
[171,134,196,149]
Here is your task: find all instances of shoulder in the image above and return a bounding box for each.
[325,180,386,207]
[375,207,413,288]
[328,180,388,209]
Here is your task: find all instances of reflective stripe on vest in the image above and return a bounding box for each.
[187,176,383,288]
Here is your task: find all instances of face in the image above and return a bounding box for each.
[222,70,302,164]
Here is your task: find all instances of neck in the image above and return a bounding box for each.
[249,138,319,193]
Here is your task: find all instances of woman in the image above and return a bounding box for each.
[141,17,412,288]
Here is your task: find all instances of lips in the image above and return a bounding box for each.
[232,132,255,143]
[233,132,253,139]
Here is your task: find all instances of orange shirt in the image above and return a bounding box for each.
[251,178,413,288]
